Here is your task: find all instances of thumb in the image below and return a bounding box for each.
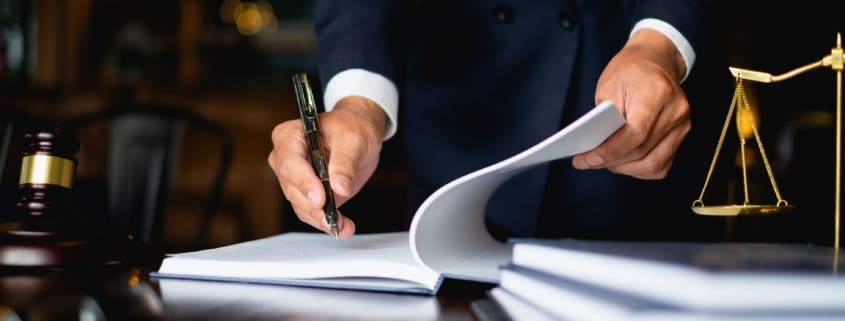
[327,148,358,201]
[321,97,385,205]
[326,134,380,205]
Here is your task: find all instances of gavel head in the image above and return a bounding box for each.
[15,126,81,231]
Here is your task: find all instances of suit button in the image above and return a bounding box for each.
[491,4,514,23]
[559,12,575,30]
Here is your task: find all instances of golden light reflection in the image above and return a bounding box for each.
[221,0,278,36]
[735,91,759,168]
[735,92,758,141]
[128,268,141,287]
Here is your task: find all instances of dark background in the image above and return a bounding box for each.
[0,0,843,251]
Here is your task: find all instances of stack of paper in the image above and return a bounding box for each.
[489,239,845,321]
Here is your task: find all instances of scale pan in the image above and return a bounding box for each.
[691,204,794,216]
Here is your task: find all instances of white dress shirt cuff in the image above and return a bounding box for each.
[630,18,696,83]
[324,68,399,140]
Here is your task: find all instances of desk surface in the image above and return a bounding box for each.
[0,266,490,321]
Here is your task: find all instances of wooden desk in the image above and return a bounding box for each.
[0,265,490,321]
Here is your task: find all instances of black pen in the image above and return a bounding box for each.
[292,73,340,239]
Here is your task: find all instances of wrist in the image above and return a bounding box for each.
[323,69,399,140]
[332,96,388,139]
[627,28,686,82]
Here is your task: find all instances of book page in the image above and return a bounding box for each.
[409,101,625,282]
[159,278,440,320]
[157,232,441,292]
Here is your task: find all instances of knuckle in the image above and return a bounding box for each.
[292,206,313,224]
[292,175,314,194]
[680,120,692,136]
[270,123,287,140]
[279,183,298,203]
[652,79,674,99]
[641,158,670,179]
[639,159,662,176]
[608,159,670,180]
[271,121,301,143]
[638,167,668,180]
[627,144,649,161]
[673,103,691,123]
[626,124,651,145]
[678,100,691,114]
[639,171,666,180]
[267,152,277,170]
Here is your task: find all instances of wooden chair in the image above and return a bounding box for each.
[64,104,246,249]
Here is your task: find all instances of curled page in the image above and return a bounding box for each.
[409,101,626,282]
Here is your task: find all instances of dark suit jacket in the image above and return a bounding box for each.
[314,0,725,240]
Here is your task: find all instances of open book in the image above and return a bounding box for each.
[153,101,626,294]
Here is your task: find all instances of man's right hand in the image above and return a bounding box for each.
[268,96,387,239]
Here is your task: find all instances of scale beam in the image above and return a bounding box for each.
[730,34,843,83]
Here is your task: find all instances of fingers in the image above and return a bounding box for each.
[267,96,387,239]
[302,206,357,240]
[607,120,689,179]
[572,32,691,180]
[335,214,356,239]
[573,93,690,179]
[575,91,690,171]
[268,120,358,238]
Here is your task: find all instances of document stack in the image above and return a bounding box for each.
[489,239,845,321]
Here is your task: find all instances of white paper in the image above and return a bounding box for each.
[512,241,845,311]
[157,232,441,292]
[489,287,560,321]
[409,101,625,282]
[497,267,845,321]
[159,278,440,321]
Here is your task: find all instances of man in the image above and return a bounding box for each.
[269,1,725,240]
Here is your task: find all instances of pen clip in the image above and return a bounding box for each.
[293,73,319,135]
[293,73,329,181]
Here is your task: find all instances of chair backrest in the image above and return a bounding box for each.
[0,111,17,187]
[64,104,233,248]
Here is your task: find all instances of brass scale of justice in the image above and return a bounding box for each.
[691,33,844,249]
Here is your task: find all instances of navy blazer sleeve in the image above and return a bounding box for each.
[313,0,412,91]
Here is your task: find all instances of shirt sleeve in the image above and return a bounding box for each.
[630,0,718,83]
[630,18,695,83]
[323,68,399,140]
[313,0,411,141]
